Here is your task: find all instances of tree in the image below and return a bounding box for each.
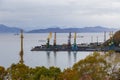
[113,30,120,46]
[106,51,120,80]
[7,63,30,80]
[33,66,49,80]
[58,68,78,80]
[72,52,111,80]
[40,75,54,80]
[49,66,61,79]
[104,30,120,47]
[32,66,61,80]
[0,66,6,80]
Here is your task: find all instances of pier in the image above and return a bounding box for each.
[31,32,120,52]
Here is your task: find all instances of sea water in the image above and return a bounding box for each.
[0,33,110,69]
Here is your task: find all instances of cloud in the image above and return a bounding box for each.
[0,0,120,29]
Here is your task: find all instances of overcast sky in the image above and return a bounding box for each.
[0,0,120,29]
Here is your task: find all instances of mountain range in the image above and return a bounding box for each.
[28,26,116,33]
[0,24,117,33]
[0,24,21,33]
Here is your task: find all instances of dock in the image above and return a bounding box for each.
[31,32,120,52]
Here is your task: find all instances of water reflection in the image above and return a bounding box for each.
[54,51,57,66]
[46,51,50,67]
[73,51,77,63]
[0,33,109,69]
[68,51,71,67]
[46,51,78,68]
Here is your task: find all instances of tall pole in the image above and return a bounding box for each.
[109,31,114,50]
[68,32,71,47]
[19,30,24,64]
[73,32,78,51]
[97,36,98,45]
[54,32,56,46]
[47,32,52,48]
[91,36,93,43]
[74,32,76,45]
[47,38,50,48]
[104,31,106,42]
[109,31,113,39]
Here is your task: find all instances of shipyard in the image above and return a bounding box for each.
[31,31,120,52]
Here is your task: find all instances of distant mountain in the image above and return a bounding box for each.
[28,26,116,33]
[0,24,117,33]
[0,24,22,33]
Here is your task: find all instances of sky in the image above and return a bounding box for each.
[0,0,120,29]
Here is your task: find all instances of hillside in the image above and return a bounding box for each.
[0,24,117,33]
[0,24,21,33]
[27,26,116,33]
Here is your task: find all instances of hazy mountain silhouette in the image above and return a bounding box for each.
[0,24,117,33]
[0,24,21,33]
[28,26,116,33]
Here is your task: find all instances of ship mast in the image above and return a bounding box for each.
[19,30,24,64]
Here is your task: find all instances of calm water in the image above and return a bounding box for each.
[0,33,109,69]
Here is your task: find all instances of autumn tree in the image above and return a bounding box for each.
[106,51,120,80]
[0,66,6,80]
[58,68,78,80]
[32,66,61,80]
[104,30,120,47]
[113,30,120,46]
[7,63,30,80]
[72,52,111,80]
[58,52,111,80]
[49,66,61,80]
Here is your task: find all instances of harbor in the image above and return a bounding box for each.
[31,32,120,52]
[1,30,120,77]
